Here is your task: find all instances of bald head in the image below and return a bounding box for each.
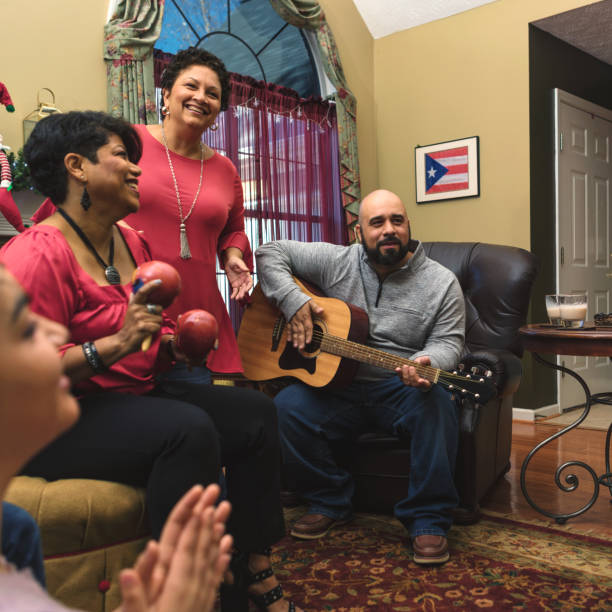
[358,190,406,226]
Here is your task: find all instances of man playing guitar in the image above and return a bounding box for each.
[255,189,465,565]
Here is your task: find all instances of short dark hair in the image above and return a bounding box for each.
[23,111,142,205]
[160,47,230,111]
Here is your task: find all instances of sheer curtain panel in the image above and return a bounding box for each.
[269,0,361,240]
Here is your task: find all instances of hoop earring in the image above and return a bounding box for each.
[161,105,170,117]
[209,123,218,132]
[80,186,92,211]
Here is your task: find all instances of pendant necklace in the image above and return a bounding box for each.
[56,207,122,285]
[161,123,204,259]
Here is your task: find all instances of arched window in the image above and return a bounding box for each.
[156,0,334,98]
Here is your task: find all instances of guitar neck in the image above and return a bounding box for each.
[318,333,440,384]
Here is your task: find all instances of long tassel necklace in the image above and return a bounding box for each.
[56,207,122,284]
[161,124,204,259]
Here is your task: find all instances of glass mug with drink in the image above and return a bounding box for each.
[545,293,587,328]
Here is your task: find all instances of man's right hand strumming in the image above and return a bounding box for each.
[288,299,324,349]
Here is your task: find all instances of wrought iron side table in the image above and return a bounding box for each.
[518,324,612,523]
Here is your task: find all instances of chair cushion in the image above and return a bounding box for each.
[44,536,148,612]
[5,476,149,556]
[6,476,150,612]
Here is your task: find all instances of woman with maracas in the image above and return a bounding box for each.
[1,111,300,612]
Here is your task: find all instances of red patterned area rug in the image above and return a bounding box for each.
[267,507,612,611]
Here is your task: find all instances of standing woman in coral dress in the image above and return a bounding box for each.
[126,47,252,386]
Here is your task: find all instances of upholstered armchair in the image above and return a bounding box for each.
[331,242,538,522]
[5,476,148,611]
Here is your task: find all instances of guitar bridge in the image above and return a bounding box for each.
[271,316,287,351]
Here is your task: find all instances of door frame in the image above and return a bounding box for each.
[553,88,612,409]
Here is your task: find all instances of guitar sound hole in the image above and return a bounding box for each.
[303,323,323,355]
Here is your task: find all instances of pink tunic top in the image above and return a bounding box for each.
[0,568,77,611]
[125,125,253,374]
[0,224,174,396]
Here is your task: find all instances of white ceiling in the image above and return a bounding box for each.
[352,0,501,39]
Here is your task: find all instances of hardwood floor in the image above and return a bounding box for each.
[481,420,612,538]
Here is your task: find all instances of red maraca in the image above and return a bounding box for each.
[132,261,182,350]
[176,309,219,365]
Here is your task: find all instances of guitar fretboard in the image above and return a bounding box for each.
[317,332,440,383]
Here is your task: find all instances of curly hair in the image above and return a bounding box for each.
[160,47,230,112]
[23,111,142,205]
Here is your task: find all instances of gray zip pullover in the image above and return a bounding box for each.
[255,240,466,382]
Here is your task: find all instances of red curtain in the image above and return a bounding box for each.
[215,74,345,246]
[153,50,174,87]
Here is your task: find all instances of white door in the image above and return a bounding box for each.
[556,89,612,409]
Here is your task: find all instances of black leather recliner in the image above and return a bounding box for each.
[332,241,538,523]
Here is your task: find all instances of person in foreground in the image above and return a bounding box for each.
[1,111,299,611]
[0,263,232,611]
[255,189,465,565]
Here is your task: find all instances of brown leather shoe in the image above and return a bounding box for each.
[290,512,350,539]
[412,535,449,564]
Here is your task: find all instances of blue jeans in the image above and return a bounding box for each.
[157,362,212,388]
[274,376,459,537]
[2,502,45,586]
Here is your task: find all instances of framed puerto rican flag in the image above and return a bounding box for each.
[415,136,479,204]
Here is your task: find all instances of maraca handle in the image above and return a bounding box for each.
[141,335,152,351]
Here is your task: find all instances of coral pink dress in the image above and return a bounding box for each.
[125,125,252,374]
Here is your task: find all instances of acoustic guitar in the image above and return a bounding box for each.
[237,278,496,402]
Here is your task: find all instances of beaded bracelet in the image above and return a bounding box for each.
[82,341,107,374]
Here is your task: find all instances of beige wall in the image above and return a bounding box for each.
[318,0,377,195]
[372,0,598,248]
[0,0,108,152]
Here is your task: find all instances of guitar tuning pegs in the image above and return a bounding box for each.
[485,370,493,378]
[470,366,479,375]
[479,377,484,383]
[457,363,465,372]
[474,393,480,400]
[461,388,468,394]
[465,374,471,379]
[452,370,457,375]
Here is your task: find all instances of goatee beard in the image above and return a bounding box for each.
[361,235,411,266]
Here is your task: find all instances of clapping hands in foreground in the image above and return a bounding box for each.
[115,483,232,612]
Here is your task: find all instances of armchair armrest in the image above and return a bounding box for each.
[459,348,522,398]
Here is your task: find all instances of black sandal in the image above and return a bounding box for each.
[219,548,297,611]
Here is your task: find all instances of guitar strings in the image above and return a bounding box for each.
[311,329,439,377]
[307,329,484,385]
